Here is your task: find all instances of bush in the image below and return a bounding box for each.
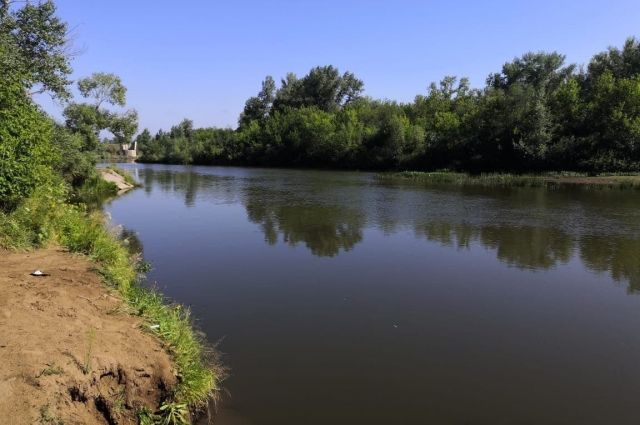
[0,63,60,211]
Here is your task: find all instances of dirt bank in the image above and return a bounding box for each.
[99,168,134,194]
[0,247,177,424]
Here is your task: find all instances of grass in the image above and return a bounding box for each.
[378,171,640,189]
[113,387,127,414]
[36,363,64,378]
[71,172,119,208]
[39,405,65,425]
[82,328,96,375]
[0,182,221,423]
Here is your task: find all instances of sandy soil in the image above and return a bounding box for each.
[99,169,134,194]
[0,247,176,424]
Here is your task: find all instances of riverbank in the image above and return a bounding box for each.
[0,171,221,424]
[99,167,135,194]
[377,171,640,189]
[0,247,176,424]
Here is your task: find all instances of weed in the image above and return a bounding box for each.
[39,405,64,425]
[138,407,160,425]
[113,387,127,414]
[82,327,96,374]
[36,363,64,378]
[159,402,189,425]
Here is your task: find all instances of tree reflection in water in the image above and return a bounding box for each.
[245,196,363,257]
[137,166,640,292]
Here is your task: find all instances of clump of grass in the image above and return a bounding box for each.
[39,405,64,425]
[158,402,190,425]
[138,407,161,425]
[0,180,221,423]
[82,328,96,374]
[37,363,64,378]
[113,387,127,414]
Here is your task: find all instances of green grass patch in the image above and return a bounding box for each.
[0,182,221,423]
[36,364,64,378]
[70,172,119,208]
[378,171,640,190]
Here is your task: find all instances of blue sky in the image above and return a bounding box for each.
[39,0,640,133]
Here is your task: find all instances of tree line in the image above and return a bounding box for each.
[138,39,640,172]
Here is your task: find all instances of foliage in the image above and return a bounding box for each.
[52,125,96,188]
[0,0,72,99]
[70,172,118,208]
[138,38,640,174]
[63,72,138,151]
[77,72,127,108]
[0,39,60,211]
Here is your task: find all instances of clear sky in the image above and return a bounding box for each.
[39,0,640,133]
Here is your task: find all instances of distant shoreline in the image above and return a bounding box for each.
[377,171,640,189]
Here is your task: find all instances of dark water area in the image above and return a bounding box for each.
[106,164,640,425]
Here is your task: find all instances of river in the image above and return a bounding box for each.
[106,163,640,425]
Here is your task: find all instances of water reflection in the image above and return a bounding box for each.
[119,227,144,256]
[417,222,573,270]
[108,164,640,425]
[579,236,640,293]
[134,165,640,292]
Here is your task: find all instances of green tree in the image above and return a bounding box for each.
[77,72,127,109]
[239,75,276,127]
[273,66,364,112]
[63,72,138,151]
[0,0,72,99]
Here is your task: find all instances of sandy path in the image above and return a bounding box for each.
[0,247,176,424]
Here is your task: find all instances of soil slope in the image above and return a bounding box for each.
[0,247,176,424]
[99,169,134,194]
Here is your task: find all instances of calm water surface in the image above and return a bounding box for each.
[107,164,640,425]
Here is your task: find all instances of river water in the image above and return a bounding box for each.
[106,164,640,425]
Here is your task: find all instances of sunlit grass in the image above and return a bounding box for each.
[378,171,640,189]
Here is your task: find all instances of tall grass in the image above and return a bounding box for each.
[0,184,221,423]
[70,173,119,208]
[378,171,640,189]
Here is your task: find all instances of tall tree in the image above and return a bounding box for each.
[64,73,137,151]
[0,0,72,99]
[273,66,364,112]
[239,75,276,127]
